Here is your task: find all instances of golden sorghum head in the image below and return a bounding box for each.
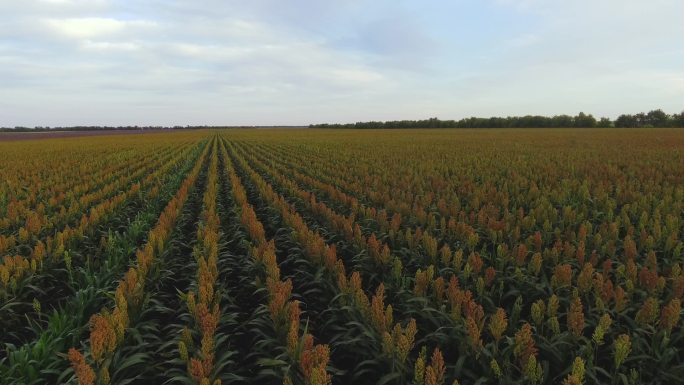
[425,348,445,385]
[178,340,189,361]
[524,355,543,385]
[614,334,631,369]
[465,316,482,351]
[531,300,545,327]
[414,269,429,297]
[592,313,612,346]
[433,276,446,302]
[267,278,293,326]
[529,252,543,276]
[67,348,95,385]
[395,319,417,363]
[552,264,573,289]
[413,346,427,385]
[547,316,560,336]
[567,296,585,337]
[660,298,681,332]
[561,357,585,385]
[188,357,206,380]
[370,283,390,334]
[490,359,502,378]
[547,294,559,317]
[299,337,331,385]
[100,366,111,385]
[577,263,594,294]
[635,297,659,326]
[514,323,537,367]
[89,313,117,363]
[287,301,301,356]
[614,286,628,313]
[488,307,508,343]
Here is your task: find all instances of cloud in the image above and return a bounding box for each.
[81,40,142,52]
[44,17,157,39]
[1,0,683,126]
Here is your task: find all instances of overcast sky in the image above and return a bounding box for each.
[1,0,683,126]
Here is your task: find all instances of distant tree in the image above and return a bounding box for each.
[615,114,637,128]
[551,115,574,127]
[575,112,597,128]
[634,112,647,127]
[645,109,669,127]
[673,112,684,128]
[488,117,507,128]
[597,117,612,128]
[307,109,682,129]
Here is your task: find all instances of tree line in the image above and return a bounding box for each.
[3,110,683,131]
[0,126,178,132]
[310,109,684,129]
[0,125,303,132]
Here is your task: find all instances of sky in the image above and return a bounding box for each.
[1,0,683,127]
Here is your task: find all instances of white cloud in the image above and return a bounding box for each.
[43,17,156,39]
[81,40,142,52]
[0,0,683,126]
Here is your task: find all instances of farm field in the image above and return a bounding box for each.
[0,128,683,385]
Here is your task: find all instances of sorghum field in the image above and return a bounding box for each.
[1,128,683,385]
